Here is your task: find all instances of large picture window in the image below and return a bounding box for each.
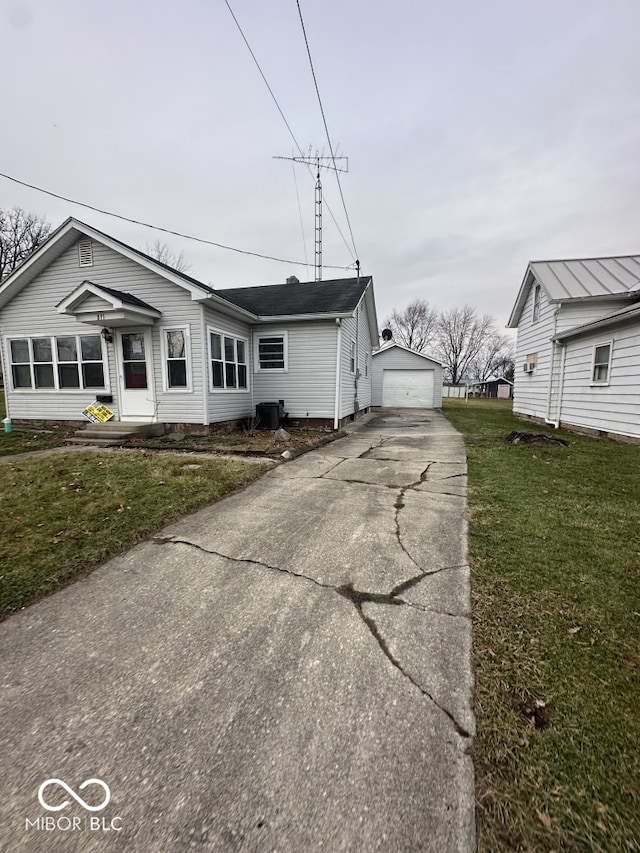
[208,329,248,391]
[9,334,105,391]
[254,332,288,372]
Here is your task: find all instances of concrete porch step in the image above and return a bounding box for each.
[65,421,165,446]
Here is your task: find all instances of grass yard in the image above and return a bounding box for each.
[443,399,640,853]
[0,450,271,619]
[0,391,77,456]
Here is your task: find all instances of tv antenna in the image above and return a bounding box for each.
[274,148,348,281]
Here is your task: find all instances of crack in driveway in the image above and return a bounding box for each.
[153,536,471,737]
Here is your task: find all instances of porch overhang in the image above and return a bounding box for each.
[56,280,162,327]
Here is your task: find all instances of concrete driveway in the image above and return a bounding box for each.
[0,408,474,852]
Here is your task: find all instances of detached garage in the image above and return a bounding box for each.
[372,343,443,408]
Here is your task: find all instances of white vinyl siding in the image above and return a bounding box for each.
[337,301,373,418]
[372,346,442,408]
[557,327,640,438]
[0,239,204,422]
[512,280,556,421]
[253,321,338,419]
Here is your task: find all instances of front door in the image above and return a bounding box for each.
[117,329,156,421]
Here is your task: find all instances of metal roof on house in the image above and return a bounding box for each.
[218,277,372,317]
[508,255,640,327]
[529,256,640,300]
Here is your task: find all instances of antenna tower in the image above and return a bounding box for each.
[274,149,348,281]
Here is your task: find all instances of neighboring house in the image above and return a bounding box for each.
[469,377,513,399]
[0,218,378,430]
[372,343,443,408]
[508,255,640,440]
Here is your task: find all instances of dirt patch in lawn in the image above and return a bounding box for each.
[505,430,568,446]
[127,428,344,458]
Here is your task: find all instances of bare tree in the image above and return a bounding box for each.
[383,298,438,352]
[435,305,498,384]
[0,207,51,281]
[470,333,515,381]
[144,239,190,273]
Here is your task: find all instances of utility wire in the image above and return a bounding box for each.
[295,0,359,262]
[0,170,354,271]
[224,0,356,262]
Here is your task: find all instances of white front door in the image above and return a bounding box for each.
[116,329,156,421]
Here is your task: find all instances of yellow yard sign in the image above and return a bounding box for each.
[83,403,114,424]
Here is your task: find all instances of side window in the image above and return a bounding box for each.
[532,284,541,323]
[254,333,288,371]
[350,340,356,374]
[592,343,612,385]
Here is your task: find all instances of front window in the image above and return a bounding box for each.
[592,343,612,385]
[9,334,105,391]
[254,332,288,371]
[162,327,191,390]
[209,329,248,390]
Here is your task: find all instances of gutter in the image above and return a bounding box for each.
[333,318,342,430]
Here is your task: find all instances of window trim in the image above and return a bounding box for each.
[253,330,288,373]
[590,340,613,387]
[159,325,193,393]
[532,283,541,324]
[7,333,108,393]
[207,326,249,393]
[350,339,356,374]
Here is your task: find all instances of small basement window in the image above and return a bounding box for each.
[591,342,612,385]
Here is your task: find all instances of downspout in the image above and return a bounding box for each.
[333,318,342,430]
[0,335,10,424]
[554,342,567,429]
[545,307,559,423]
[200,304,209,426]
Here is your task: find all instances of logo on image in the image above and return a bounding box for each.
[26,778,122,832]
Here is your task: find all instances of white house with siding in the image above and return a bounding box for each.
[0,218,378,431]
[372,343,443,409]
[508,255,640,440]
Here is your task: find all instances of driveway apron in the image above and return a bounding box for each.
[0,408,475,852]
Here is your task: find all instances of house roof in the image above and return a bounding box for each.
[0,218,377,330]
[372,341,443,366]
[554,300,640,342]
[87,282,159,312]
[218,278,372,317]
[508,255,640,327]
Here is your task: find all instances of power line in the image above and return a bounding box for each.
[0,170,355,271]
[224,0,356,262]
[295,0,359,262]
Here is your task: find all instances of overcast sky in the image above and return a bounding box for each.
[2,0,640,331]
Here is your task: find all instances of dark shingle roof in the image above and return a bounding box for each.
[217,277,371,317]
[90,282,159,312]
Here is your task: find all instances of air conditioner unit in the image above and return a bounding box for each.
[523,362,535,373]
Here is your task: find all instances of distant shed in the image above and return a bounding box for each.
[372,343,443,408]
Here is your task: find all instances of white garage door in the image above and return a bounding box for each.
[382,369,434,408]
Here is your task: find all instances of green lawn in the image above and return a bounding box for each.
[443,399,640,853]
[0,451,271,619]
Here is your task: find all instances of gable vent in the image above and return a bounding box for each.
[78,239,93,267]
